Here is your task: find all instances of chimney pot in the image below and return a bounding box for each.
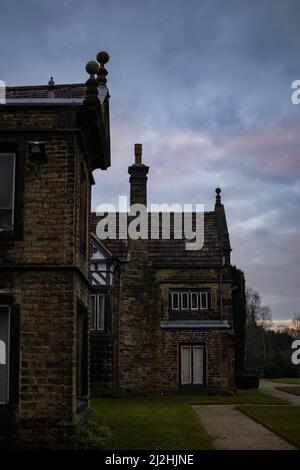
[134,143,142,165]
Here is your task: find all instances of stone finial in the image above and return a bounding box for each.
[134,143,142,165]
[96,51,110,85]
[215,187,222,207]
[84,60,100,103]
[48,77,55,98]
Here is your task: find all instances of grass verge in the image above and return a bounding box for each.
[76,390,286,450]
[238,406,300,449]
[276,386,300,397]
[267,378,300,385]
[90,396,214,450]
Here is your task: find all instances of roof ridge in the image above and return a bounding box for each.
[7,83,85,90]
[91,210,216,215]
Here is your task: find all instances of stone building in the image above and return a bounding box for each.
[90,144,235,394]
[0,52,111,446]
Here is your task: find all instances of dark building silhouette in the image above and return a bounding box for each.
[0,52,236,447]
[90,145,235,394]
[0,52,111,446]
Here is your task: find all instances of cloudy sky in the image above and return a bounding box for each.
[1,0,299,321]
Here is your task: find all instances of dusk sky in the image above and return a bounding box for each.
[1,0,299,322]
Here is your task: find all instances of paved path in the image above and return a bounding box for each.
[259,379,300,405]
[194,405,296,450]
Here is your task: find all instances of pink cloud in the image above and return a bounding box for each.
[222,126,300,176]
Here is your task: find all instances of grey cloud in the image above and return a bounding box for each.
[1,0,300,320]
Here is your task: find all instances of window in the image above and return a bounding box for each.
[191,292,198,310]
[0,153,15,231]
[170,291,211,311]
[91,294,105,331]
[0,306,10,404]
[79,164,88,255]
[181,292,189,310]
[200,292,208,310]
[171,292,179,310]
[181,345,204,385]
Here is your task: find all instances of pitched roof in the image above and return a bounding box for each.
[91,211,227,267]
[6,83,86,100]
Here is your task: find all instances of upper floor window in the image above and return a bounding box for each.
[91,294,105,331]
[170,291,211,311]
[0,153,15,231]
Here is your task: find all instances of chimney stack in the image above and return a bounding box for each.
[128,144,149,206]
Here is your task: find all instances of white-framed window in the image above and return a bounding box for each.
[200,292,208,310]
[0,153,15,231]
[171,292,180,310]
[181,292,189,310]
[170,291,211,311]
[0,305,10,404]
[181,346,192,384]
[191,292,199,310]
[181,345,204,385]
[91,294,105,331]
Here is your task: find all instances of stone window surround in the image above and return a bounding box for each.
[178,341,207,388]
[170,290,211,311]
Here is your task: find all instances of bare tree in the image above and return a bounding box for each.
[257,306,272,359]
[245,287,272,363]
[292,314,300,337]
[257,306,272,330]
[246,287,261,325]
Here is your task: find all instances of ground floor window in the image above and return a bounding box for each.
[180,345,204,385]
[0,305,10,404]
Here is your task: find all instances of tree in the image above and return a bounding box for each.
[257,306,272,360]
[231,266,247,376]
[245,287,272,365]
[292,314,300,337]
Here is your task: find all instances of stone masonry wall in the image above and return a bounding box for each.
[116,259,234,393]
[0,105,92,445]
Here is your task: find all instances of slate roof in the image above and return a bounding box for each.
[5,83,86,100]
[91,211,228,267]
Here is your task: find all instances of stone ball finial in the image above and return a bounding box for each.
[96,51,110,65]
[216,187,221,195]
[86,61,99,75]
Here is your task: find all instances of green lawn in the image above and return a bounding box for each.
[186,389,287,405]
[238,406,300,449]
[267,378,300,385]
[277,386,300,397]
[90,396,214,450]
[78,390,287,450]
